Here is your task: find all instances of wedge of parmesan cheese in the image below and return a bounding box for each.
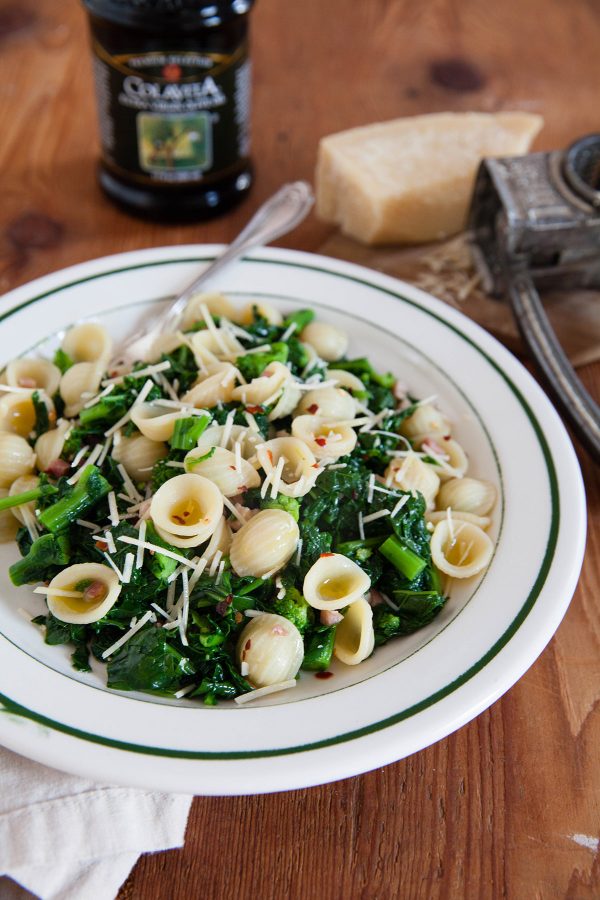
[315,111,543,245]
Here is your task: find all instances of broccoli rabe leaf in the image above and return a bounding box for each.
[106,627,195,693]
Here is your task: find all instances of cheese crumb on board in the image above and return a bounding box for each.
[315,111,543,245]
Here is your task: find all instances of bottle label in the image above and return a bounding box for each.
[91,43,251,185]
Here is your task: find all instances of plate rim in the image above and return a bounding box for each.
[0,245,587,785]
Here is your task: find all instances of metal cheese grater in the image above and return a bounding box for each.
[468,134,600,461]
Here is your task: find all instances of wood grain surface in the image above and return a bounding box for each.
[0,1,599,898]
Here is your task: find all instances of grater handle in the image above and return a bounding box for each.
[509,272,600,461]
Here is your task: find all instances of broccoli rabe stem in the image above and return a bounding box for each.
[379,535,426,581]
[38,465,110,533]
[302,627,336,671]
[9,533,71,586]
[0,485,57,512]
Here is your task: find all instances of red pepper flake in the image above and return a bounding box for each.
[229,465,237,470]
[443,434,451,441]
[320,552,335,557]
[312,463,319,468]
[215,595,233,617]
[245,639,252,651]
[95,540,108,552]
[315,437,327,447]
[246,405,264,414]
[315,671,334,680]
[307,403,319,414]
[266,450,273,463]
[234,611,243,624]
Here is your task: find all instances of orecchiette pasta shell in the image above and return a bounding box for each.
[145,332,186,363]
[399,403,451,441]
[232,361,290,407]
[185,446,260,496]
[35,421,70,472]
[130,403,187,442]
[268,382,302,421]
[436,477,496,517]
[296,387,356,421]
[256,436,319,497]
[181,366,237,408]
[188,327,242,359]
[300,322,348,362]
[6,358,61,396]
[230,509,299,577]
[291,414,357,461]
[0,433,36,487]
[9,474,40,525]
[239,301,283,326]
[325,368,365,393]
[181,292,237,330]
[0,392,37,438]
[112,434,167,482]
[422,437,468,481]
[46,563,122,624]
[236,614,303,687]
[186,335,224,374]
[150,473,223,544]
[0,489,19,542]
[201,515,232,562]
[62,323,112,365]
[60,362,103,417]
[427,509,491,531]
[196,424,262,459]
[430,520,494,579]
[334,597,375,665]
[385,454,440,508]
[303,553,371,611]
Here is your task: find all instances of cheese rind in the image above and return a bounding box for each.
[316,112,543,245]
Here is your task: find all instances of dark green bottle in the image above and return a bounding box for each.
[82,0,254,220]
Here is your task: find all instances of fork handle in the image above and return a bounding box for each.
[156,181,314,333]
[509,271,600,461]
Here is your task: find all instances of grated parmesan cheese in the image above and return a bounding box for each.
[101,610,156,659]
[234,679,297,704]
[107,491,120,527]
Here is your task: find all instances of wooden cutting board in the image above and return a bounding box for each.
[321,232,600,368]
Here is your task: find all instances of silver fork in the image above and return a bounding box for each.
[110,181,314,370]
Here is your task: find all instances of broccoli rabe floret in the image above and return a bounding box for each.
[9,533,71,586]
[236,342,288,381]
[272,585,312,633]
[38,465,110,533]
[151,458,180,492]
[260,494,300,522]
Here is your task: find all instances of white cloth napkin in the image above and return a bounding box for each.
[0,746,193,900]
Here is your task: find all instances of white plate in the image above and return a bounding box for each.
[0,246,586,794]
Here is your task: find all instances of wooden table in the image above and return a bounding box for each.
[1,1,599,897]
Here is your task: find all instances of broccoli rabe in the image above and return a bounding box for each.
[236,342,288,381]
[272,585,312,633]
[38,465,111,533]
[10,533,71,586]
[260,494,301,521]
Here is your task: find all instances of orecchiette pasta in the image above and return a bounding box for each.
[236,613,303,687]
[385,454,440,508]
[430,519,493,578]
[239,301,283,326]
[130,403,188,442]
[256,436,319,497]
[62,323,112,365]
[325,368,365,393]
[268,382,302,421]
[145,332,187,363]
[188,326,242,359]
[296,387,356,421]
[400,402,451,442]
[150,473,223,547]
[291,414,357,461]
[0,433,36,487]
[0,392,38,438]
[181,365,238,408]
[113,434,167,482]
[0,489,19,543]
[300,321,348,362]
[196,423,262,459]
[181,292,238,330]
[427,509,491,531]
[436,477,496,517]
[9,474,40,525]
[334,597,375,666]
[185,445,260,496]
[230,509,299,577]
[232,361,291,407]
[303,553,370,611]
[60,362,103,417]
[201,515,232,562]
[421,436,468,481]
[46,563,122,624]
[5,358,61,396]
[35,420,70,472]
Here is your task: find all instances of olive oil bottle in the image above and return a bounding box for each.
[82,0,254,220]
